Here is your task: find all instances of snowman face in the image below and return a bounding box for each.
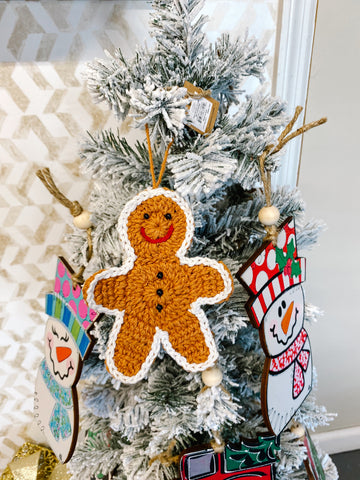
[262,284,305,356]
[44,318,80,388]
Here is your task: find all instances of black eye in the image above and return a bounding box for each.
[52,326,59,338]
[281,300,286,309]
[278,306,282,317]
[165,213,172,220]
[144,213,150,219]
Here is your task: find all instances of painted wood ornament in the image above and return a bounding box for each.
[83,125,233,383]
[34,257,100,463]
[180,435,279,480]
[303,428,326,480]
[236,217,312,436]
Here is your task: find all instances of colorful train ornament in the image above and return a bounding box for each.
[180,435,279,480]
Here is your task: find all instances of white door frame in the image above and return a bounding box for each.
[272,0,319,188]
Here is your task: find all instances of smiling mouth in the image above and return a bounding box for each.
[140,225,174,244]
[48,339,74,380]
[270,307,299,345]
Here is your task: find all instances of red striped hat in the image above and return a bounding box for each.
[237,217,306,327]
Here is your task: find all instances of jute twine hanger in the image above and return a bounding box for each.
[36,167,93,286]
[145,123,174,188]
[148,439,180,467]
[258,106,327,244]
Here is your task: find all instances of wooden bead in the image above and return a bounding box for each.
[201,366,223,387]
[73,210,92,229]
[258,205,280,226]
[291,423,305,438]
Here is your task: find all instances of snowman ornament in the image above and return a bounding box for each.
[34,257,100,462]
[237,217,312,436]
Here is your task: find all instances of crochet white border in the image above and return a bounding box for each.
[85,187,233,384]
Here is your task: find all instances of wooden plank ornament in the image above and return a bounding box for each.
[235,107,327,436]
[180,435,279,480]
[34,257,100,463]
[237,217,312,435]
[303,428,326,480]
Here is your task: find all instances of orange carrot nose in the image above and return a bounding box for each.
[56,346,72,363]
[281,301,294,334]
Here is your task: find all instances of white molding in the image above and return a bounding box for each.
[272,0,318,188]
[313,426,360,454]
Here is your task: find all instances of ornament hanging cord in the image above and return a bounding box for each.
[145,123,174,188]
[258,106,327,243]
[36,167,93,286]
[148,439,181,467]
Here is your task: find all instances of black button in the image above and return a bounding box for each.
[156,304,163,312]
[157,289,163,296]
[157,272,163,279]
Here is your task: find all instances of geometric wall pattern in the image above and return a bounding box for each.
[0,0,278,469]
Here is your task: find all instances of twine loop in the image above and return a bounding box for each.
[258,106,327,245]
[69,200,83,217]
[145,123,174,188]
[263,224,278,243]
[36,168,84,218]
[36,167,93,286]
[71,266,86,286]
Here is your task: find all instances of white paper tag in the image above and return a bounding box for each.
[187,97,213,133]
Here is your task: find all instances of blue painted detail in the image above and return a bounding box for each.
[78,331,91,358]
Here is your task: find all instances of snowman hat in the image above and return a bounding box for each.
[45,257,100,359]
[237,217,306,327]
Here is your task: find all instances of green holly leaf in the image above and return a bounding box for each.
[275,245,288,271]
[225,436,280,471]
[286,238,296,259]
[276,239,301,278]
[291,259,301,278]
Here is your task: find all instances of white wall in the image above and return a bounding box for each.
[300,0,360,435]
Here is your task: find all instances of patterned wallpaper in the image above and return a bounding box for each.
[0,0,279,468]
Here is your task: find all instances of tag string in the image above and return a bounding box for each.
[145,123,174,188]
[188,89,212,99]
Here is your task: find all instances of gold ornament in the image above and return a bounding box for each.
[48,463,72,480]
[9,451,41,480]
[1,443,58,480]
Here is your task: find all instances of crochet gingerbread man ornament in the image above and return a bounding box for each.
[83,187,233,383]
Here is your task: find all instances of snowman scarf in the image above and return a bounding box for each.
[269,328,310,399]
[40,359,73,440]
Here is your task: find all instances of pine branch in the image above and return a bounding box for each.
[81,130,151,188]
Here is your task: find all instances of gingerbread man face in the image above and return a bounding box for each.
[83,187,233,383]
[126,194,188,258]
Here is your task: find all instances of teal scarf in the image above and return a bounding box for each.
[40,359,73,441]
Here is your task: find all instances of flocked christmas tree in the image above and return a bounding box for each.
[35,1,339,479]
